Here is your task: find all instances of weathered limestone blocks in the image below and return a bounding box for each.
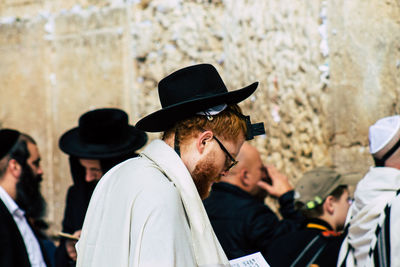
[46,6,133,229]
[0,18,58,223]
[326,0,400,173]
[131,0,226,126]
[0,0,118,18]
[220,0,331,182]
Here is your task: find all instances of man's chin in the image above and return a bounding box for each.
[191,156,220,200]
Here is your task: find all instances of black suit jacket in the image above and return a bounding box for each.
[203,182,304,260]
[0,199,50,267]
[55,157,95,267]
[55,184,90,267]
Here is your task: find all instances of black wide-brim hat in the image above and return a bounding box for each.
[136,63,258,132]
[59,108,147,159]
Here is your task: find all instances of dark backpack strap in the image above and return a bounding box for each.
[290,234,328,267]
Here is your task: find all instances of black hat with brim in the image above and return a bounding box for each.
[136,64,258,132]
[59,108,148,159]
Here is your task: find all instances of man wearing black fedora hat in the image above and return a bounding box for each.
[55,108,147,267]
[0,129,51,267]
[76,64,265,267]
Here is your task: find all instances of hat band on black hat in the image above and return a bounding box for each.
[196,104,228,117]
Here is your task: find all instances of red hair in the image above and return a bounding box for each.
[162,104,247,144]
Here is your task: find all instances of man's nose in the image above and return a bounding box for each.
[37,166,44,175]
[85,172,95,182]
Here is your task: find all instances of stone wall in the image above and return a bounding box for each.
[326,0,400,171]
[1,0,399,235]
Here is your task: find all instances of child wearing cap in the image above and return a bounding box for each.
[266,167,359,267]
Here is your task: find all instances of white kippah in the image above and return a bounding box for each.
[196,104,227,116]
[369,115,400,154]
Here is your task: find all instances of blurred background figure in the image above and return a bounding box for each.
[0,129,52,267]
[55,108,147,267]
[267,167,360,267]
[338,115,400,267]
[204,142,304,260]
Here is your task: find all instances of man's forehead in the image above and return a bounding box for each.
[27,142,40,159]
[79,158,101,167]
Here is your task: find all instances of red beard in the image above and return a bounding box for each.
[191,152,221,200]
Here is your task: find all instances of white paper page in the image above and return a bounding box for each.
[229,252,270,267]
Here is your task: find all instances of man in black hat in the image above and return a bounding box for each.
[0,128,51,267]
[76,64,265,267]
[55,108,147,267]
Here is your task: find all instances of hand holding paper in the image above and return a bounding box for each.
[60,230,81,261]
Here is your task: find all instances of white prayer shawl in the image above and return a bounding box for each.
[337,167,400,267]
[76,139,229,267]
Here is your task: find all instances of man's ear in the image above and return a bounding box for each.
[196,130,214,154]
[239,169,249,186]
[323,195,335,215]
[7,159,22,178]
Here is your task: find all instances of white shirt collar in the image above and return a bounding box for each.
[0,185,24,218]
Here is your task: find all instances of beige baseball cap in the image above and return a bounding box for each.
[295,167,362,209]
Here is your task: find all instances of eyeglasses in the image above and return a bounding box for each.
[213,136,238,172]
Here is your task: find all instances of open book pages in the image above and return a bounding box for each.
[229,252,270,267]
[58,232,80,241]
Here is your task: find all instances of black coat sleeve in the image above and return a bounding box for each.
[245,191,304,257]
[55,186,84,267]
[278,190,304,222]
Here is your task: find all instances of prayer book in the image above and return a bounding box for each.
[229,252,270,267]
[59,232,80,241]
